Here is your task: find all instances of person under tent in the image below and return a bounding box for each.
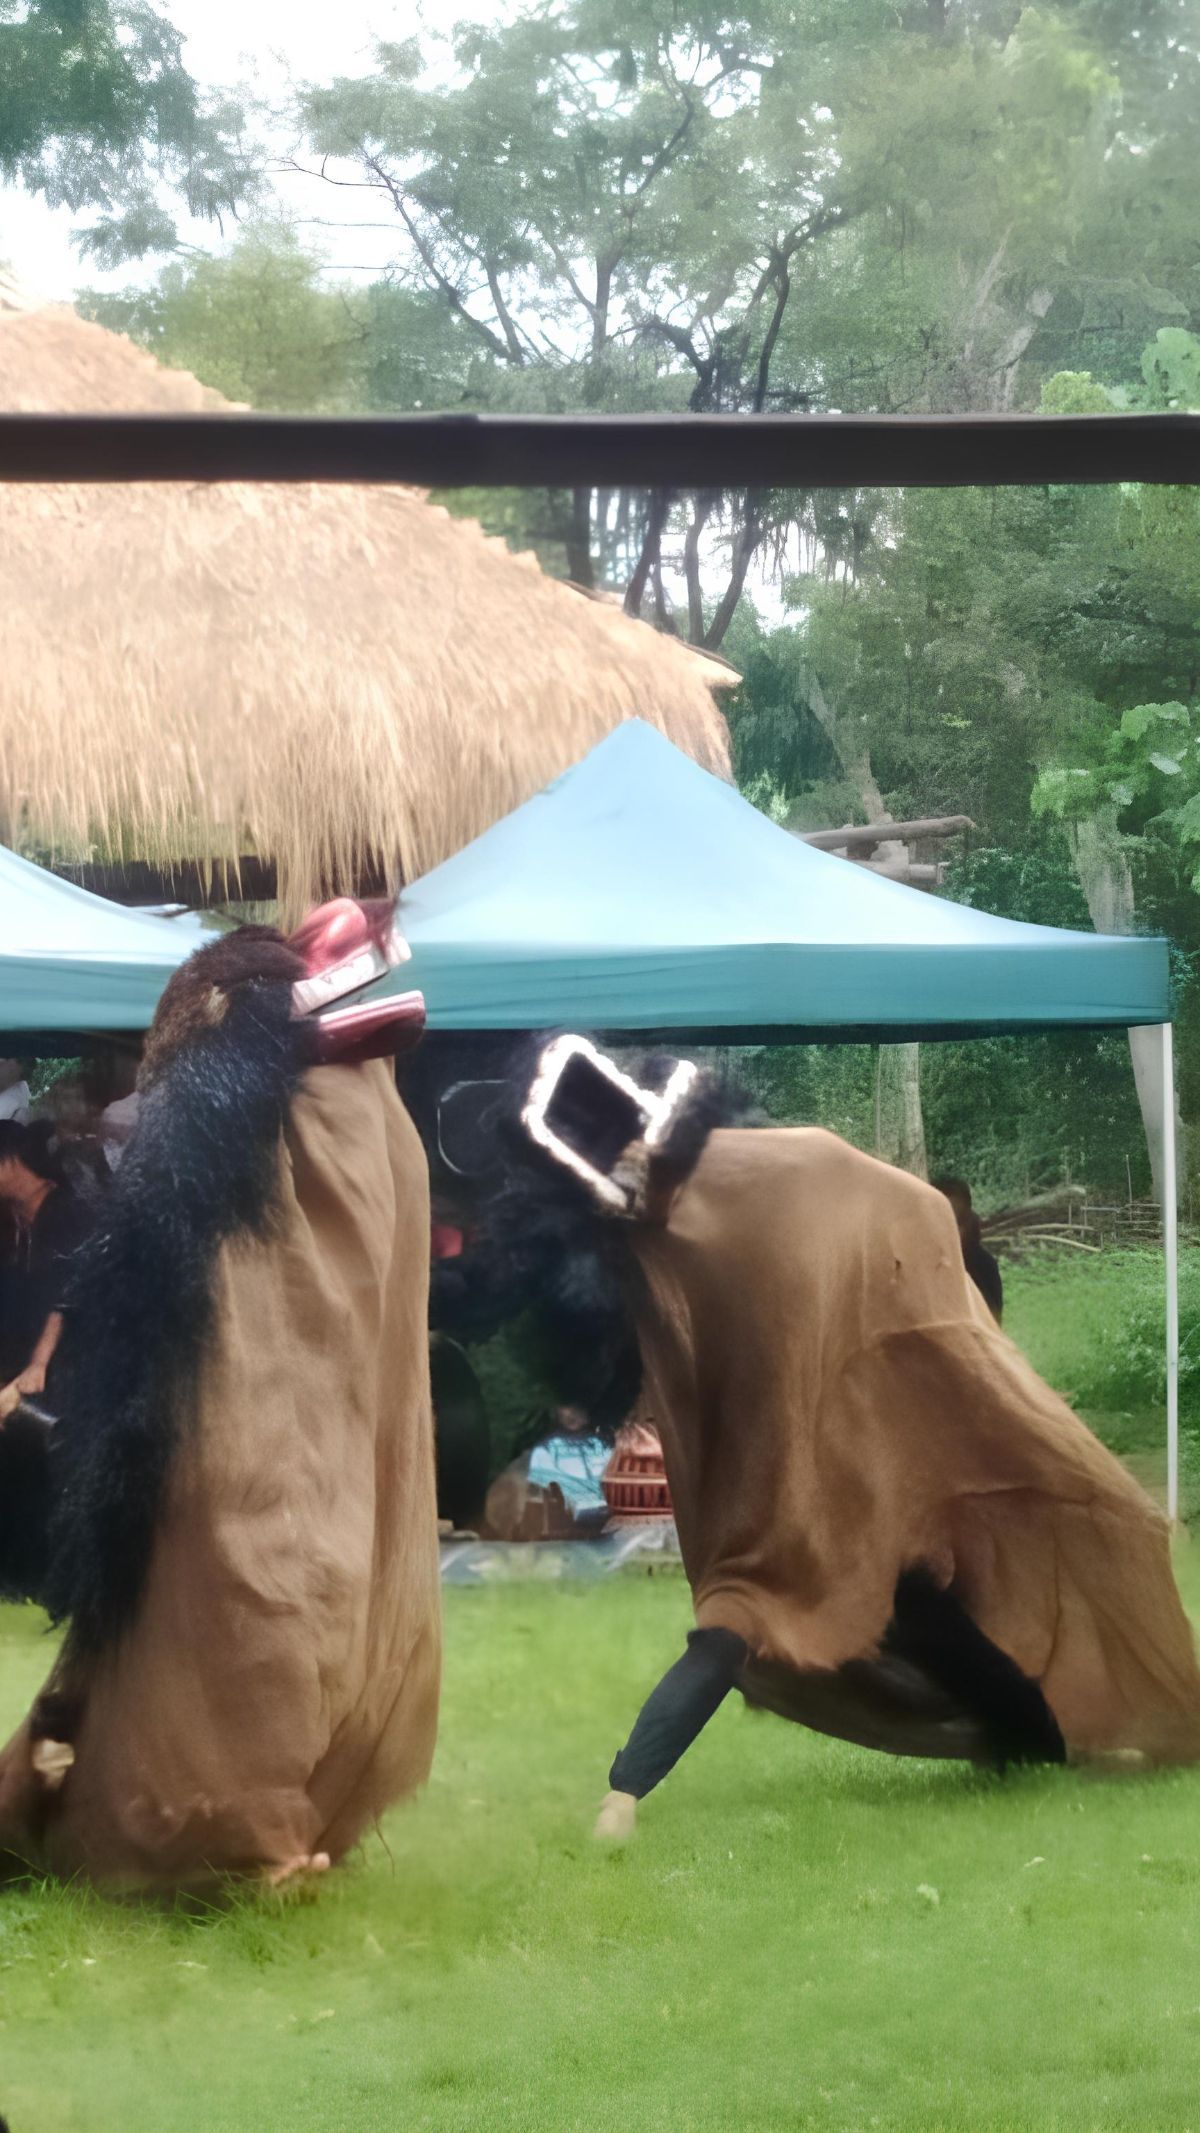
[0,1061,31,1127]
[933,1175,1003,1325]
[0,1121,93,1414]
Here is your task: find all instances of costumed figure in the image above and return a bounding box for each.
[432,1035,1200,1841]
[0,901,440,1890]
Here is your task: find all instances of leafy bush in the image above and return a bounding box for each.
[1007,1248,1199,1433]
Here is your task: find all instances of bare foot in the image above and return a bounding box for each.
[31,1738,74,1792]
[265,1851,332,1889]
[1069,1747,1147,1774]
[593,1790,637,1843]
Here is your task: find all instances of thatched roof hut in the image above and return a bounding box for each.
[0,296,732,916]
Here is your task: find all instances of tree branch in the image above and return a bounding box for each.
[753,258,791,412]
[484,259,528,365]
[704,496,763,649]
[625,89,698,203]
[684,493,715,642]
[354,154,517,362]
[624,489,672,619]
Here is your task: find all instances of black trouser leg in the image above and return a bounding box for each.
[889,1569,1066,1770]
[609,1627,749,1800]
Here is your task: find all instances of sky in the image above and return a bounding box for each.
[0,0,489,300]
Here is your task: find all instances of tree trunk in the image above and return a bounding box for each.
[1069,813,1177,1207]
[803,663,929,1174]
[565,488,594,588]
[876,1044,928,1178]
[624,490,671,619]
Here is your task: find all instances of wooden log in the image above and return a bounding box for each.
[799,816,975,852]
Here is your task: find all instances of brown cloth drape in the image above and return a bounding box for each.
[630,1127,1200,1765]
[0,1060,440,1885]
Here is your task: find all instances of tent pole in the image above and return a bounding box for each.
[1162,1023,1180,1524]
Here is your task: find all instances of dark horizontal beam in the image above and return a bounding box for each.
[54,856,393,907]
[54,857,281,906]
[1,411,1198,490]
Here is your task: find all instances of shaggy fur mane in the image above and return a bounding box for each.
[430,1039,754,1441]
[46,926,307,1656]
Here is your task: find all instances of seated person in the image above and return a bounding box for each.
[0,1122,93,1413]
[0,1060,31,1127]
[933,1175,1003,1324]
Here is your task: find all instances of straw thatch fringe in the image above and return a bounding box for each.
[0,307,732,919]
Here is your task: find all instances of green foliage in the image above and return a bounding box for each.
[0,0,258,261]
[28,1055,82,1102]
[463,1316,561,1480]
[286,0,1200,629]
[924,1032,1149,1207]
[1007,1247,1200,1483]
[932,852,1161,1203]
[723,606,843,803]
[1038,370,1115,414]
[80,225,365,411]
[1032,702,1200,890]
[358,279,479,412]
[738,1020,1149,1209]
[739,1042,878,1151]
[1141,327,1200,411]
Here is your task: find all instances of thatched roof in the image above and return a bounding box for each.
[0,304,733,916]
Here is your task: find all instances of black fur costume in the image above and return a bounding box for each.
[428,1038,753,1443]
[1,928,312,1654]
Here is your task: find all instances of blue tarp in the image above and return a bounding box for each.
[0,844,204,1031]
[396,722,1169,1036]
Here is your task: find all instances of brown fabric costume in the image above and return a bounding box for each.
[0,1060,440,1885]
[629,1127,1200,1766]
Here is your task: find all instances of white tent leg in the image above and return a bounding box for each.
[1161,1024,1180,1523]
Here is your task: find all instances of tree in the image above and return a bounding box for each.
[80,225,368,410]
[0,0,258,262]
[734,331,1200,1195]
[291,0,1198,640]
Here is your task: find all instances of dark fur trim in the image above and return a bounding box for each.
[636,1050,756,1191]
[429,1036,752,1440]
[46,929,307,1656]
[887,1568,1066,1771]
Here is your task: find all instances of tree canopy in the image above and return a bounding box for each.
[0,0,257,261]
[57,0,1200,1196]
[285,0,1200,624]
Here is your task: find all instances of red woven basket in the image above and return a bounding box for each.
[602,1421,673,1524]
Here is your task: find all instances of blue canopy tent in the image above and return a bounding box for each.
[396,720,1168,1036]
[0,842,202,1034]
[1,728,1179,1510]
[394,721,1179,1513]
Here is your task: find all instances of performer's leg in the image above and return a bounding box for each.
[595,1626,747,1839]
[265,1852,332,1890]
[890,1569,1066,1770]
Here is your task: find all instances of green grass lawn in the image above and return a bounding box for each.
[5,1560,1200,2133]
[1004,1249,1192,1502]
[3,1249,1199,2133]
